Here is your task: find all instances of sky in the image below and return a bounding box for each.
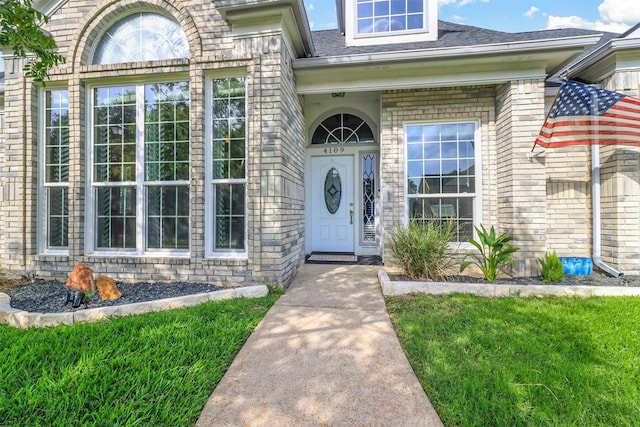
[2,0,637,75]
[304,0,640,34]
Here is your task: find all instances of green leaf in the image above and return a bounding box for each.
[0,0,66,84]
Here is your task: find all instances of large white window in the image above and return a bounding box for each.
[345,0,437,46]
[406,122,479,241]
[207,77,247,254]
[90,82,190,253]
[41,89,69,251]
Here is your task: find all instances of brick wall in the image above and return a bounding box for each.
[599,71,640,274]
[495,80,548,276]
[0,0,305,286]
[380,85,498,266]
[381,81,553,277]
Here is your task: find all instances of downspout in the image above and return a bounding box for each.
[591,143,622,277]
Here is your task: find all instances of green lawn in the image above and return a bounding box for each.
[388,294,640,427]
[0,291,281,427]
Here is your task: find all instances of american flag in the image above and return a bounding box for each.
[535,80,640,148]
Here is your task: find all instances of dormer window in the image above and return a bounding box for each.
[345,0,438,47]
[357,0,424,34]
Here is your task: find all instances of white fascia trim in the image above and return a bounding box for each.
[293,35,602,69]
[296,70,547,95]
[33,0,66,16]
[568,37,640,78]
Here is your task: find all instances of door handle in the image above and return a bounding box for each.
[349,208,354,225]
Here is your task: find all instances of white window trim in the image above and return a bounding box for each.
[345,0,438,47]
[204,71,249,259]
[85,80,191,257]
[38,87,70,255]
[403,119,483,243]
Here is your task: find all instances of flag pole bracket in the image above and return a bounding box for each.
[526,151,544,163]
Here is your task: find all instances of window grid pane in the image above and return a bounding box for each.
[356,0,424,34]
[214,183,246,250]
[96,187,137,249]
[406,123,476,242]
[211,77,247,252]
[212,78,246,180]
[144,82,190,181]
[94,86,137,183]
[45,90,70,183]
[44,90,70,249]
[147,186,189,249]
[47,187,69,248]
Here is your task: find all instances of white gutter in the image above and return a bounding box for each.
[294,34,602,68]
[591,143,622,277]
[568,37,640,78]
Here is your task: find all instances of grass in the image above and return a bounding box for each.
[387,294,640,427]
[0,290,281,426]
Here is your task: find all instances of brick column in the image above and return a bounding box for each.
[495,79,547,276]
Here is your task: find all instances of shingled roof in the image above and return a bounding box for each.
[311,20,614,58]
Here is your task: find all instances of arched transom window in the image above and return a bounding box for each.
[311,113,375,144]
[93,13,189,65]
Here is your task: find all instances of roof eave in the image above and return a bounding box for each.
[294,34,602,69]
[568,36,640,79]
[32,0,66,15]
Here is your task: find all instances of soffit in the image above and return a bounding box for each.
[33,0,66,15]
[294,37,600,94]
[569,34,640,82]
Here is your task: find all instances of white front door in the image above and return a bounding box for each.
[311,155,354,253]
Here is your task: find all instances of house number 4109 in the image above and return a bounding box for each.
[324,147,344,154]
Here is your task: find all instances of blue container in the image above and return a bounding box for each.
[559,257,593,276]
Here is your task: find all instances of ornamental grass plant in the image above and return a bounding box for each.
[388,219,458,281]
[538,251,564,283]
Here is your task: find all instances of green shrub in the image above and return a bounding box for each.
[388,219,458,281]
[460,225,519,281]
[538,251,564,283]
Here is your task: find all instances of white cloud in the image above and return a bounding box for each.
[307,2,314,11]
[524,6,539,19]
[598,0,640,24]
[546,0,635,33]
[451,14,465,22]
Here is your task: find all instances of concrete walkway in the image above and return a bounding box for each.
[196,264,443,426]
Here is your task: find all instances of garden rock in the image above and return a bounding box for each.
[65,263,95,292]
[96,275,122,300]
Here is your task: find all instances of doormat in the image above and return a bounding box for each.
[307,254,358,263]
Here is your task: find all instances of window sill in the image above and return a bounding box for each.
[84,253,191,265]
[203,253,248,267]
[205,252,247,260]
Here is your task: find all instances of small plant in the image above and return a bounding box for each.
[388,219,458,281]
[22,271,37,283]
[538,251,564,283]
[460,225,519,281]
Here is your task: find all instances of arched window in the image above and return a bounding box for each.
[311,113,375,144]
[93,13,189,65]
